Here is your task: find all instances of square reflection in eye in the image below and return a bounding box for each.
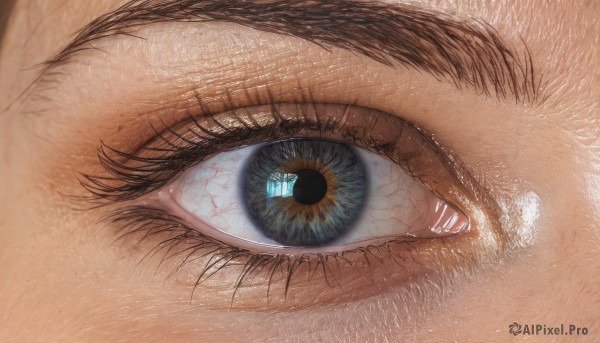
[266,172,297,198]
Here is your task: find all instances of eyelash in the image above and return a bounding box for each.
[104,205,422,302]
[80,101,427,204]
[80,98,472,304]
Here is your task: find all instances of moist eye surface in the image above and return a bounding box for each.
[241,139,367,246]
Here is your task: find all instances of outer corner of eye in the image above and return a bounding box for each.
[154,137,469,252]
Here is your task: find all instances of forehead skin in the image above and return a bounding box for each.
[0,0,599,342]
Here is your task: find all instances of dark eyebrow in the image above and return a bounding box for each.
[41,0,540,103]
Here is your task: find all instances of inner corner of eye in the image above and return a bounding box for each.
[160,138,468,251]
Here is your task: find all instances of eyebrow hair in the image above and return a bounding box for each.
[40,0,539,103]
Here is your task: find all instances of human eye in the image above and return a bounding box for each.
[162,104,468,248]
[173,138,465,248]
[82,99,494,309]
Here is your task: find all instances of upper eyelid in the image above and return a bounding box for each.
[78,102,426,203]
[31,0,540,105]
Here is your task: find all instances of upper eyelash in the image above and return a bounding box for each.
[78,102,422,204]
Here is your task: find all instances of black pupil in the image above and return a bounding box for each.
[292,169,327,205]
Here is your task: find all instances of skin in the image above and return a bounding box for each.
[0,0,599,342]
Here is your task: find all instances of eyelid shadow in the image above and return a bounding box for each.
[76,91,508,251]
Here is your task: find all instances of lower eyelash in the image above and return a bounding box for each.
[102,205,423,303]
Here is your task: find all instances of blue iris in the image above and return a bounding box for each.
[241,139,368,246]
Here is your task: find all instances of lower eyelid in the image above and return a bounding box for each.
[100,205,482,310]
[99,178,491,310]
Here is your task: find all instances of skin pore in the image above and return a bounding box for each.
[0,0,599,342]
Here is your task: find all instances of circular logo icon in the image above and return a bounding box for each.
[509,322,522,336]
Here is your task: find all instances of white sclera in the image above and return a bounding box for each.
[174,144,468,248]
